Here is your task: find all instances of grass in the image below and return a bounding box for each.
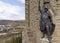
[11,34,22,43]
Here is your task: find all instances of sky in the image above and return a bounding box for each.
[0,0,25,20]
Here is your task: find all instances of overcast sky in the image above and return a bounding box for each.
[0,0,25,20]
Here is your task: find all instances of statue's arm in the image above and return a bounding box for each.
[38,0,42,14]
[47,3,55,16]
[48,8,55,16]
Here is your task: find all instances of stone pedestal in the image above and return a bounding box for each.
[40,38,49,43]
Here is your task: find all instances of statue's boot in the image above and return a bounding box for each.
[41,34,45,38]
[48,37,52,43]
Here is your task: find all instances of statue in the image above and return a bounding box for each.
[38,0,55,43]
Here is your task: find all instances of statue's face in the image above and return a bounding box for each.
[44,8,48,12]
[44,4,50,9]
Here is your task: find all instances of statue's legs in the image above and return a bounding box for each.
[40,22,46,38]
[41,32,45,38]
[46,24,52,43]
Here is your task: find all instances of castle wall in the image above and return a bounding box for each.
[22,0,60,43]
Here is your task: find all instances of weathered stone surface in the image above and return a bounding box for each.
[22,0,60,43]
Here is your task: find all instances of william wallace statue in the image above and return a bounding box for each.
[38,0,55,43]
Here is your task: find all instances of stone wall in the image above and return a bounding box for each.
[50,0,60,43]
[22,0,60,43]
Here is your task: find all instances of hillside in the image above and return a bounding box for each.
[0,20,26,26]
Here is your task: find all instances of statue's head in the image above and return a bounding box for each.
[44,8,48,12]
